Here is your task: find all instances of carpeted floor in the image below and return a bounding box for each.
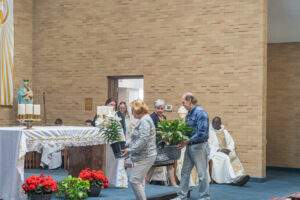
[205,168,300,200]
[25,168,300,200]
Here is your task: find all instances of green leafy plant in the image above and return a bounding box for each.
[56,176,90,200]
[99,118,122,143]
[157,119,192,145]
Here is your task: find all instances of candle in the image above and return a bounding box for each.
[18,104,25,115]
[25,104,33,115]
[97,106,103,116]
[107,106,114,116]
[33,104,41,115]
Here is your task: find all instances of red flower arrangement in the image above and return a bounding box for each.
[22,174,57,194]
[79,168,109,188]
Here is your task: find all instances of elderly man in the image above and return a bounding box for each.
[208,117,249,186]
[175,93,210,200]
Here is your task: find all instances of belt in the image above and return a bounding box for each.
[188,141,207,145]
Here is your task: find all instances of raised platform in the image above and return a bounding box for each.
[25,168,300,200]
[25,169,178,200]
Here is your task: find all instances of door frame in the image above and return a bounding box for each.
[107,75,144,100]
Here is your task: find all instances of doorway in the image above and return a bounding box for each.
[108,76,144,106]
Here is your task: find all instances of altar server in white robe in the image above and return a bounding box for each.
[208,116,249,186]
[40,119,63,169]
[100,98,128,188]
[40,149,62,170]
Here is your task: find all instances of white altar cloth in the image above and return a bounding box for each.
[0,126,122,200]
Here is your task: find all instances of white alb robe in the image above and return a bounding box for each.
[40,149,62,169]
[99,111,129,188]
[106,145,128,188]
[208,125,245,184]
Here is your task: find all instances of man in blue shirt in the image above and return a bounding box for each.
[175,93,210,200]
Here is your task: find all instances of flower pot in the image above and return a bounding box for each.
[163,145,181,160]
[88,184,102,197]
[154,146,175,166]
[110,141,126,158]
[28,193,52,200]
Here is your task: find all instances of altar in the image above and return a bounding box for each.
[0,126,122,200]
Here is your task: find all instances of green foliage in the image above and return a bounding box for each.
[99,118,122,143]
[56,176,90,200]
[157,119,192,145]
[92,180,103,188]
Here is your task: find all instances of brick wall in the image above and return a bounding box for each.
[267,43,300,168]
[32,0,267,177]
[0,0,33,125]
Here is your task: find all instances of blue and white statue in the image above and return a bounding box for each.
[17,79,33,104]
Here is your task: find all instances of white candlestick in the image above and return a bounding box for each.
[103,106,109,116]
[97,106,102,116]
[25,104,33,115]
[18,104,25,115]
[33,104,41,115]
[107,106,114,116]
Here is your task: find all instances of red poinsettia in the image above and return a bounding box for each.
[79,168,109,188]
[22,174,57,194]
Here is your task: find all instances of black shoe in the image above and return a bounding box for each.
[40,165,49,170]
[150,180,166,186]
[232,175,250,186]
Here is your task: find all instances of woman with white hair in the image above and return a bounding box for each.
[147,99,178,186]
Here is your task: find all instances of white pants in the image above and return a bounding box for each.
[41,150,62,170]
[127,156,156,200]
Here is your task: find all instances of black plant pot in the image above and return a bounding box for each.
[110,141,126,158]
[28,193,52,200]
[88,184,102,197]
[154,146,175,166]
[163,145,181,160]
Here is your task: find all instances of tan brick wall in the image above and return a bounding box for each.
[0,0,33,125]
[32,0,267,177]
[267,43,300,168]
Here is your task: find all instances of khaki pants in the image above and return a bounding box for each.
[127,156,156,200]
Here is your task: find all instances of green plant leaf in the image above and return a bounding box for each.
[157,119,192,145]
[99,118,123,143]
[56,176,90,200]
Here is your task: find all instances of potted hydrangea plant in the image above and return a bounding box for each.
[79,168,109,197]
[22,174,57,200]
[56,176,90,200]
[157,119,192,160]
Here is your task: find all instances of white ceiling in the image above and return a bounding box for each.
[268,0,300,43]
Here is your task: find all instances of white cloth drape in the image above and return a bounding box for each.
[0,0,14,106]
[0,128,25,200]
